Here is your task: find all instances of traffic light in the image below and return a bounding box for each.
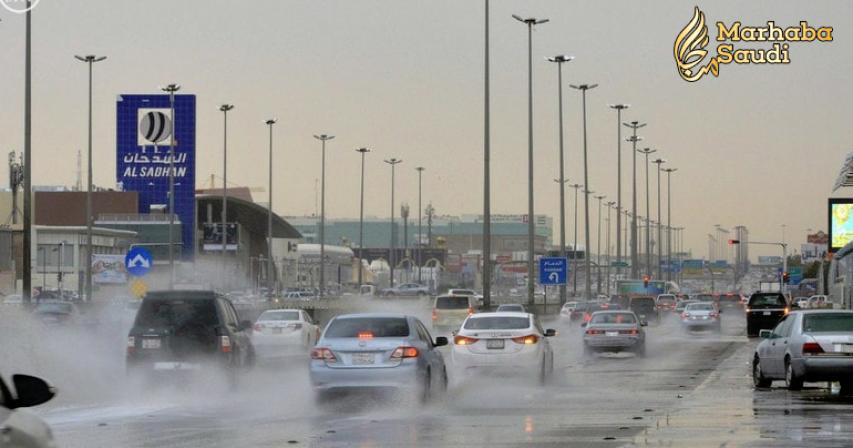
[728,239,740,245]
[643,275,650,288]
[782,272,790,283]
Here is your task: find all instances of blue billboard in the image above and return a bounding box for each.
[117,94,196,257]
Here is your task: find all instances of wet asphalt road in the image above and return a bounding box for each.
[6,302,853,447]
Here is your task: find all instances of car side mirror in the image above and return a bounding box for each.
[544,329,557,337]
[759,329,773,339]
[640,321,648,327]
[10,374,56,409]
[239,320,252,331]
[434,336,448,347]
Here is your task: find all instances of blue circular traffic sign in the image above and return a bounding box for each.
[125,247,153,277]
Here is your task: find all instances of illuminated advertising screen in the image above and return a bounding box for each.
[828,198,853,253]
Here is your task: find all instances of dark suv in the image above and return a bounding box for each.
[629,296,659,324]
[745,292,788,336]
[126,290,255,381]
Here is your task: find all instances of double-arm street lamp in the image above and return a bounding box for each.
[637,147,656,276]
[608,104,629,277]
[314,134,335,298]
[385,158,403,287]
[548,54,574,306]
[652,157,666,279]
[663,167,677,281]
[624,121,646,278]
[570,83,598,300]
[356,148,370,287]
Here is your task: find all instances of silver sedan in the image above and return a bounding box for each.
[309,313,448,402]
[753,310,853,394]
[582,311,647,357]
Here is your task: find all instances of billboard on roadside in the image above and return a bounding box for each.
[202,223,238,251]
[92,254,128,284]
[828,198,853,253]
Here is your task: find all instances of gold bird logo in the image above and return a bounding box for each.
[674,7,720,82]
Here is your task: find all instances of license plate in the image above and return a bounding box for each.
[142,338,161,349]
[273,327,283,334]
[834,344,853,354]
[763,311,772,316]
[605,331,619,337]
[352,353,375,365]
[154,362,200,371]
[486,339,505,349]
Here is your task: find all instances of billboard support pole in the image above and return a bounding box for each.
[161,84,181,289]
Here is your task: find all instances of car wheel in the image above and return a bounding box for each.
[785,358,803,391]
[752,357,771,388]
[746,323,756,337]
[421,370,432,404]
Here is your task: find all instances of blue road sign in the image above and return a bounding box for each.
[125,247,153,277]
[539,257,568,286]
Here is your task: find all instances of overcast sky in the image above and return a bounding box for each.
[0,0,850,259]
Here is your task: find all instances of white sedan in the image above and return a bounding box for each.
[451,312,555,384]
[252,309,321,360]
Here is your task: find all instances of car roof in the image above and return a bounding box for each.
[144,290,218,300]
[469,311,530,318]
[332,313,411,319]
[591,310,637,315]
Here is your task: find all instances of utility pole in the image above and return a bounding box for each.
[652,157,665,279]
[385,158,403,287]
[638,147,656,276]
[570,83,598,301]
[663,167,677,281]
[356,147,370,287]
[595,194,606,295]
[219,104,234,286]
[483,0,492,308]
[609,104,629,278]
[548,54,573,306]
[624,121,646,279]
[265,119,277,293]
[161,83,181,289]
[314,134,334,298]
[416,167,425,285]
[605,201,615,295]
[569,183,581,296]
[23,4,32,303]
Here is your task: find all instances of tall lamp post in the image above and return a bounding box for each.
[161,83,181,289]
[582,188,594,299]
[385,158,403,287]
[548,54,573,305]
[569,183,582,296]
[219,104,234,284]
[605,201,615,294]
[265,119,277,293]
[570,83,598,301]
[314,134,335,298]
[416,167,425,285]
[356,148,370,287]
[75,54,106,301]
[595,194,606,294]
[483,0,493,308]
[652,157,665,279]
[624,121,645,279]
[513,13,549,306]
[637,147,656,276]
[608,104,629,277]
[663,167,677,281]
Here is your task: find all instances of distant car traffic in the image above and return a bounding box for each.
[582,310,647,357]
[656,294,677,311]
[675,299,698,314]
[629,296,659,324]
[447,289,484,306]
[807,295,830,309]
[746,292,788,337]
[381,283,430,297]
[126,290,255,383]
[794,297,810,309]
[753,310,853,395]
[32,301,80,326]
[560,301,579,320]
[252,309,320,361]
[496,304,527,313]
[0,372,57,448]
[452,312,555,384]
[681,302,721,332]
[310,313,448,402]
[432,295,475,333]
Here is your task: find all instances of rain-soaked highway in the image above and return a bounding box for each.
[5,300,853,447]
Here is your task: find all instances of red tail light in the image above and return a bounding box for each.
[586,329,604,335]
[511,335,539,345]
[310,347,337,362]
[357,332,374,340]
[802,342,824,355]
[619,329,639,335]
[390,346,419,359]
[253,323,263,332]
[220,335,232,353]
[432,309,438,321]
[454,335,479,345]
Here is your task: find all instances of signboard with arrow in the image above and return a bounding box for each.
[125,247,153,277]
[539,257,568,286]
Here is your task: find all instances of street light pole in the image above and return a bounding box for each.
[605,201,615,295]
[23,3,33,304]
[265,119,277,293]
[570,183,581,296]
[624,121,646,279]
[548,54,573,306]
[314,134,334,298]
[75,54,106,302]
[161,83,181,289]
[513,14,549,306]
[595,194,606,295]
[652,157,665,279]
[219,104,234,284]
[483,0,492,308]
[416,167,425,285]
[583,187,594,299]
[638,147,656,276]
[663,167,677,281]
[570,83,598,301]
[385,158,402,287]
[609,104,629,278]
[356,148,370,287]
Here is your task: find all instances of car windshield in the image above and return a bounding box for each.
[452,290,475,295]
[134,298,218,329]
[34,302,72,314]
[436,296,469,309]
[687,303,715,311]
[696,295,715,302]
[749,294,786,308]
[802,314,853,333]
[325,317,409,338]
[658,296,676,303]
[590,313,637,324]
[259,311,300,321]
[464,316,530,330]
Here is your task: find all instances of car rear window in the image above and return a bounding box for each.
[749,294,786,308]
[436,296,470,309]
[658,296,676,304]
[259,311,300,321]
[464,316,530,330]
[802,314,853,333]
[497,305,524,312]
[687,303,715,311]
[590,313,636,324]
[134,298,218,329]
[325,317,409,338]
[696,295,715,302]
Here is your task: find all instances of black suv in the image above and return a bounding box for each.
[745,292,788,336]
[126,290,255,381]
